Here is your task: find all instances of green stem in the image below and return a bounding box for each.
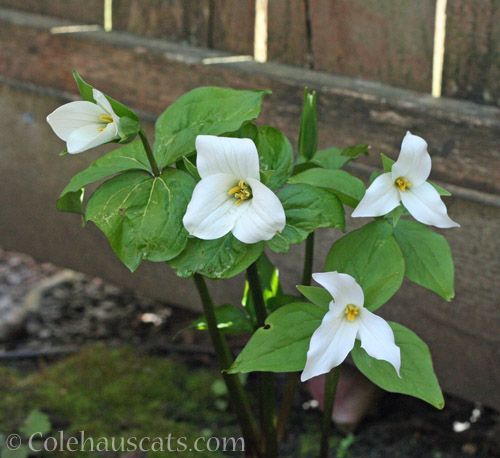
[276,231,316,441]
[193,274,259,457]
[246,262,279,458]
[301,232,315,286]
[320,366,341,458]
[139,128,161,177]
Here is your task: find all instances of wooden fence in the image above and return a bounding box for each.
[1,0,499,104]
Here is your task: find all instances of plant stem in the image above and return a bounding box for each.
[320,366,341,458]
[139,128,161,177]
[193,274,259,456]
[276,371,300,442]
[246,262,279,458]
[301,232,315,286]
[276,231,316,441]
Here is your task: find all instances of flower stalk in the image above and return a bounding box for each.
[193,274,259,456]
[246,262,279,458]
[139,128,161,177]
[320,366,341,458]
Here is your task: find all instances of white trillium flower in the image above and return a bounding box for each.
[351,131,459,228]
[301,272,401,382]
[183,135,286,244]
[46,88,120,154]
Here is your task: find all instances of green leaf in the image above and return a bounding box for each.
[381,153,395,172]
[1,446,30,458]
[429,181,451,196]
[182,156,201,181]
[154,87,270,168]
[393,220,454,300]
[183,304,253,334]
[341,143,369,158]
[57,141,152,215]
[19,409,51,436]
[167,234,264,279]
[267,184,345,253]
[311,147,349,170]
[289,168,366,207]
[296,285,330,310]
[86,168,195,272]
[325,220,404,310]
[242,253,283,321]
[266,294,301,313]
[352,322,444,409]
[297,88,318,161]
[73,71,139,121]
[254,126,294,190]
[228,302,325,373]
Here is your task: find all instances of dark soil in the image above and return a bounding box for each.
[0,247,498,458]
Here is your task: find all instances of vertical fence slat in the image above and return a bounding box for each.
[267,0,309,67]
[308,0,436,92]
[443,0,500,105]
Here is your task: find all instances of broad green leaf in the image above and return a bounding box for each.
[183,304,254,334]
[267,184,345,253]
[325,220,404,310]
[167,234,264,279]
[296,285,331,310]
[254,126,294,189]
[393,220,454,300]
[228,302,325,373]
[352,322,444,409]
[86,168,195,272]
[57,141,151,215]
[224,121,259,141]
[19,409,51,437]
[266,294,301,313]
[242,253,283,321]
[154,87,270,168]
[297,88,318,161]
[311,147,349,170]
[289,168,366,207]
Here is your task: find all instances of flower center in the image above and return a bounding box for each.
[98,114,114,132]
[228,180,252,206]
[344,304,360,322]
[395,177,411,192]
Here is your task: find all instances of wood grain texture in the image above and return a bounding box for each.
[308,0,435,92]
[443,0,500,106]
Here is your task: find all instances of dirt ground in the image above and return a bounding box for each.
[0,247,498,457]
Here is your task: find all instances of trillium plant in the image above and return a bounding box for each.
[49,72,459,457]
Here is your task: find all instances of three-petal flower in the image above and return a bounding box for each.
[351,132,459,228]
[47,88,120,154]
[301,272,401,382]
[183,135,286,244]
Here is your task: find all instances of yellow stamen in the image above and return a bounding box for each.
[99,114,114,123]
[344,304,359,322]
[395,177,411,192]
[228,180,252,205]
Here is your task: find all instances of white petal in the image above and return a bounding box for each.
[66,122,118,154]
[92,88,118,121]
[301,306,358,382]
[183,173,247,240]
[351,173,400,218]
[357,308,401,376]
[46,101,105,141]
[400,182,460,228]
[231,178,286,243]
[391,132,431,187]
[196,135,260,180]
[311,272,364,308]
